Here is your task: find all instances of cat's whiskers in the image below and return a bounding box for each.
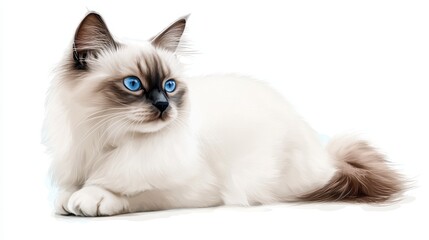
[72,109,133,131]
[80,113,123,138]
[78,106,186,149]
[85,109,149,158]
[73,106,146,133]
[86,107,136,117]
[76,113,129,151]
[97,115,132,152]
[79,112,127,136]
[111,118,132,148]
[95,117,127,153]
[104,118,138,167]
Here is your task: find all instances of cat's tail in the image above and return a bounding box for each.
[299,136,406,203]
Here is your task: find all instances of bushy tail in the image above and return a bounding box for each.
[300,137,406,203]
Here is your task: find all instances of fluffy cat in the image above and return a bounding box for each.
[44,12,404,216]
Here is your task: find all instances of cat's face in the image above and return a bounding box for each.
[60,13,188,135]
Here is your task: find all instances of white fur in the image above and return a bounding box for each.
[44,40,337,216]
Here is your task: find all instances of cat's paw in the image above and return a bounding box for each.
[67,186,129,217]
[54,190,75,215]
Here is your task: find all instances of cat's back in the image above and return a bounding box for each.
[186,74,298,125]
[186,74,308,157]
[186,74,324,203]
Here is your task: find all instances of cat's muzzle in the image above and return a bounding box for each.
[147,89,169,114]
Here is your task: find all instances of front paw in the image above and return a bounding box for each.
[67,186,129,217]
[54,190,75,215]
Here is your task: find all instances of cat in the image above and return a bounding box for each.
[44,12,405,216]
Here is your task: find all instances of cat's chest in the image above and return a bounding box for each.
[112,134,190,166]
[97,129,201,192]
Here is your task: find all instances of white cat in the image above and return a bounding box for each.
[44,12,404,216]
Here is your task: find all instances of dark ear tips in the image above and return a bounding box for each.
[74,12,113,48]
[72,12,117,70]
[151,15,190,53]
[182,14,191,21]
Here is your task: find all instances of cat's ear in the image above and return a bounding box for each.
[73,12,118,69]
[151,15,189,53]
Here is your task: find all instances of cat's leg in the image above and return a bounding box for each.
[67,185,129,216]
[54,188,77,215]
[126,184,222,212]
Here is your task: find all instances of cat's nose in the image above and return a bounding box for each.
[147,89,169,113]
[153,101,169,113]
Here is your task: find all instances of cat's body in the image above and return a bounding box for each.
[45,13,404,216]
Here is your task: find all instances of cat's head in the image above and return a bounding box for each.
[58,12,189,135]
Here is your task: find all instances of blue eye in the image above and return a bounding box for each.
[123,76,142,91]
[164,79,176,93]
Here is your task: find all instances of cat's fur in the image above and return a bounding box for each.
[44,12,404,216]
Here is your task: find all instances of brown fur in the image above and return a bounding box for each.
[151,17,187,52]
[74,13,117,53]
[300,138,405,203]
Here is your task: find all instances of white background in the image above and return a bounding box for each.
[1,0,428,239]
